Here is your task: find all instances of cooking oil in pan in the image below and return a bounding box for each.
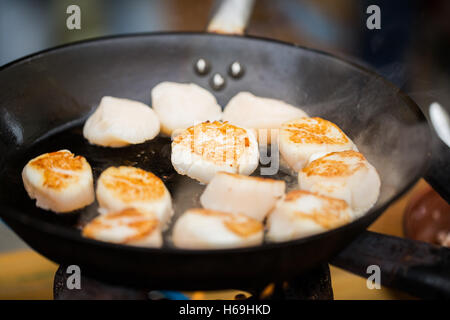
[4,124,298,248]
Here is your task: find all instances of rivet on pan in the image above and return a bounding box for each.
[210,73,226,91]
[228,61,245,79]
[194,58,211,76]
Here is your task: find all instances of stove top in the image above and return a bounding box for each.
[54,264,333,300]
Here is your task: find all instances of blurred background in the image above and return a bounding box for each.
[1,0,449,97]
[0,0,449,299]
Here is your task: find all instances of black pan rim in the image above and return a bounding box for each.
[0,31,432,256]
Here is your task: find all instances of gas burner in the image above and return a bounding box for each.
[53,264,333,300]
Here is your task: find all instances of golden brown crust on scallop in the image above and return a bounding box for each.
[284,190,351,229]
[82,208,159,243]
[223,218,263,237]
[99,166,166,203]
[173,121,250,167]
[29,150,86,190]
[301,150,366,177]
[282,117,349,145]
[187,208,263,237]
[123,219,159,242]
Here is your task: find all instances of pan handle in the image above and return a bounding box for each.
[423,102,450,203]
[207,0,255,35]
[331,230,450,299]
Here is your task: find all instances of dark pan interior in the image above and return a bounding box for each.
[0,33,430,289]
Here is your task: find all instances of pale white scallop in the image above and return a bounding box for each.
[200,172,285,221]
[82,208,162,248]
[96,166,173,227]
[223,92,308,143]
[298,150,381,217]
[279,117,358,171]
[83,96,160,147]
[22,150,95,213]
[171,121,259,184]
[172,208,263,249]
[151,82,222,136]
[266,190,353,242]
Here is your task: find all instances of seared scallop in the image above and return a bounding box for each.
[298,150,381,217]
[279,117,357,171]
[96,166,173,227]
[22,150,94,213]
[223,92,308,143]
[172,208,263,249]
[171,121,259,184]
[267,190,353,242]
[151,82,222,136]
[83,96,160,147]
[82,208,162,248]
[200,172,285,221]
